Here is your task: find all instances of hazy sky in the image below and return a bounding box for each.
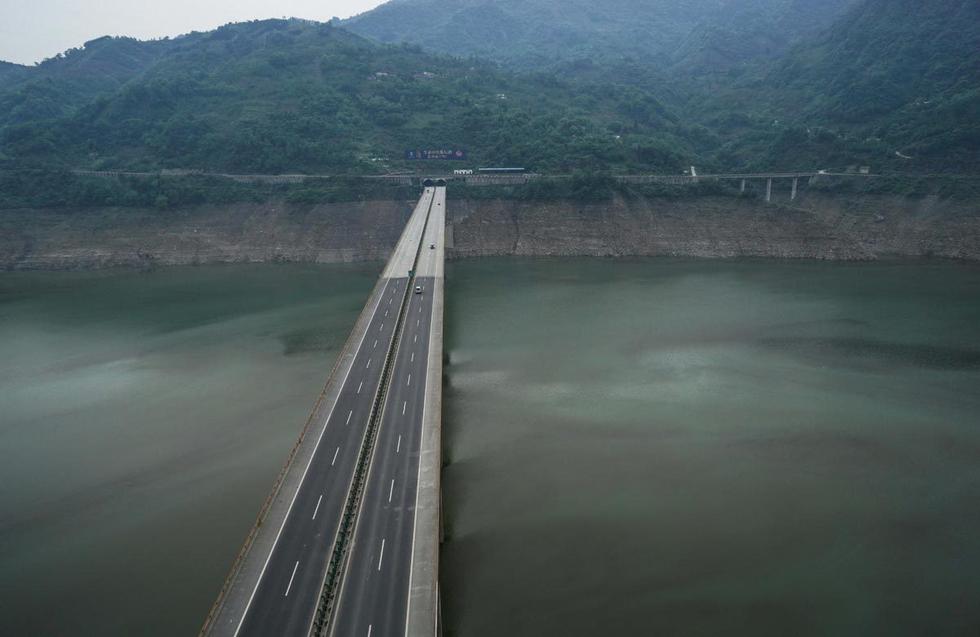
[0,0,387,65]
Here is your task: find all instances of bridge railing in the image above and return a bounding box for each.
[310,191,437,637]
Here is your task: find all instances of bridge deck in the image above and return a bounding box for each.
[201,189,437,637]
[328,186,446,637]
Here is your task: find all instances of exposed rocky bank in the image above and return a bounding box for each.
[2,193,978,270]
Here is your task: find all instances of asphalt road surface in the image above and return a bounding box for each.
[233,189,435,637]
[329,187,445,637]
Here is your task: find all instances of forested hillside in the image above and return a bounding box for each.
[0,36,188,129]
[344,0,858,74]
[767,0,980,169]
[0,61,28,83]
[0,20,695,175]
[0,0,977,192]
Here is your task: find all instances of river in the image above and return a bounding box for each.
[440,258,980,637]
[1,259,979,635]
[0,264,378,635]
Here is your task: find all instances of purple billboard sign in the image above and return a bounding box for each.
[405,149,467,160]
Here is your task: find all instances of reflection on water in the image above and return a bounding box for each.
[441,258,980,637]
[0,264,378,636]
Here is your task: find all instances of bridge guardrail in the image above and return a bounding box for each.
[310,191,437,637]
[198,273,390,637]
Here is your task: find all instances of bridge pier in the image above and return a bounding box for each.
[791,177,798,201]
[766,178,772,203]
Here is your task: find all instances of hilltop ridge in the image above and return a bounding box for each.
[344,0,860,74]
[0,0,977,190]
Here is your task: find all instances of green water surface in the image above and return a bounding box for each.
[0,263,378,636]
[2,259,979,636]
[441,258,980,637]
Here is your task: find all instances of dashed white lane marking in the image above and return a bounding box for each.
[377,538,386,571]
[346,410,353,425]
[385,309,389,317]
[414,334,417,343]
[407,374,412,387]
[411,352,415,363]
[388,479,395,503]
[396,435,402,453]
[331,447,340,466]
[367,625,373,637]
[284,561,299,597]
[357,381,363,394]
[312,495,323,520]
[416,319,420,327]
[380,323,385,332]
[373,339,378,349]
[366,358,372,369]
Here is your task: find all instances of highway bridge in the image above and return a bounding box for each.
[201,187,446,637]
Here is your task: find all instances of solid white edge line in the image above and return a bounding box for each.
[327,189,438,637]
[231,276,391,637]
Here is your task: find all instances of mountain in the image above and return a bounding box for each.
[0,61,29,83]
[1,0,976,183]
[0,20,695,175]
[765,0,980,169]
[0,36,192,129]
[344,0,859,74]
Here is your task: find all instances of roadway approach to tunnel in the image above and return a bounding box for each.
[201,187,446,637]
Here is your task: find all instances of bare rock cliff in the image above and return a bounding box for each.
[447,193,980,260]
[1,193,978,270]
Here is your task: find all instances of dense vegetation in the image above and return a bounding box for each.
[767,0,980,169]
[347,0,979,173]
[0,21,697,176]
[0,36,183,129]
[343,0,859,75]
[0,0,977,209]
[0,170,422,209]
